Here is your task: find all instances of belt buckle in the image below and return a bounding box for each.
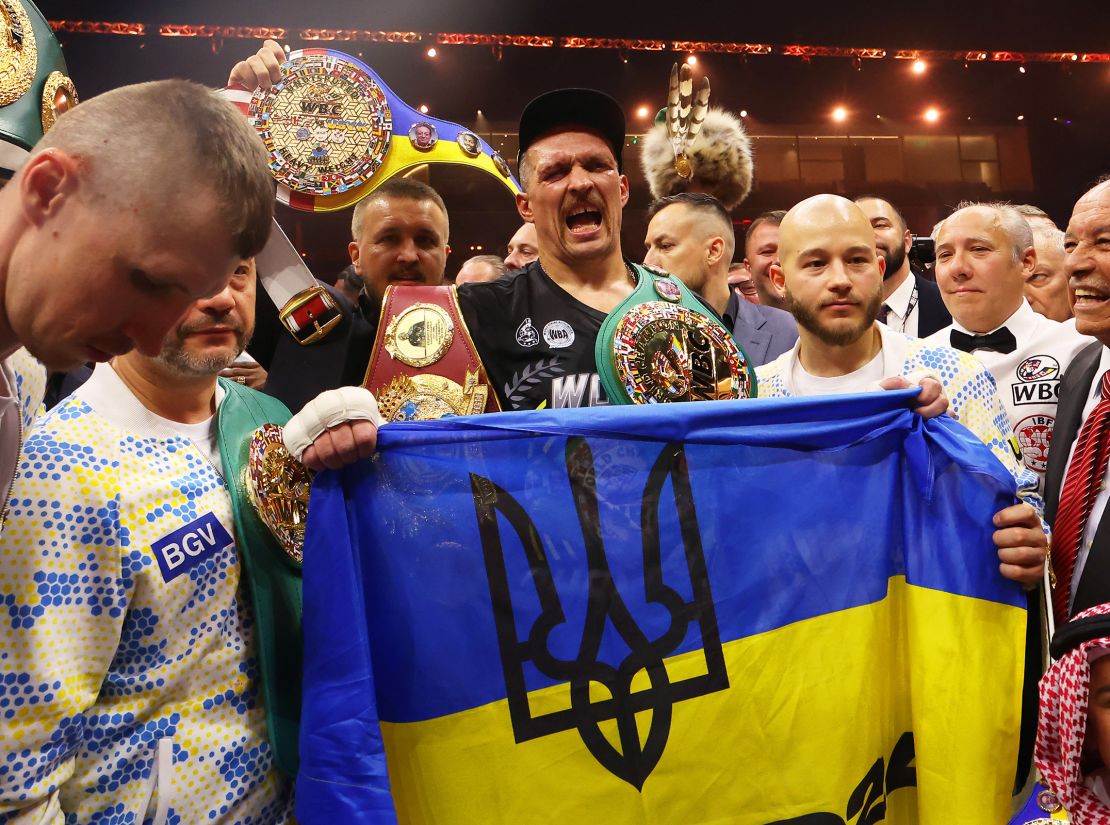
[279,286,343,345]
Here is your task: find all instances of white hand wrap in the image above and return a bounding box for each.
[282,386,386,462]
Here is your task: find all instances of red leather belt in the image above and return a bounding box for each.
[364,285,501,420]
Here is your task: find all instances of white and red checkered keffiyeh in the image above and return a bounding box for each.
[1037,602,1110,823]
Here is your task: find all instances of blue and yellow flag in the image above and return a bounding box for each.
[297,391,1027,824]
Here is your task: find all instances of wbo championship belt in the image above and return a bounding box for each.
[596,264,756,404]
[364,284,501,421]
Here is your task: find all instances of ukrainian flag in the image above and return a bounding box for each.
[297,390,1026,824]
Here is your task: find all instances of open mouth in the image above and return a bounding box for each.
[565,206,602,235]
[1074,286,1110,309]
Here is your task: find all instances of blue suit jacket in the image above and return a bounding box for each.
[725,291,799,367]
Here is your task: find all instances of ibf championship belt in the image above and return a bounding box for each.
[364,285,501,421]
[229,48,521,213]
[596,264,756,404]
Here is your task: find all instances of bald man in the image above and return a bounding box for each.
[756,194,1047,587]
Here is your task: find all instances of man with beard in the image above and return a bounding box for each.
[229,43,945,466]
[756,194,1047,587]
[855,196,950,337]
[0,260,298,823]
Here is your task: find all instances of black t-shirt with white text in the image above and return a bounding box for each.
[458,262,610,410]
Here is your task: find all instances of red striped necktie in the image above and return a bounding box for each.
[1052,370,1110,624]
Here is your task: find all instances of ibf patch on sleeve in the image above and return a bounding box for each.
[150,513,234,583]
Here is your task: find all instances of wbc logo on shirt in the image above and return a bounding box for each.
[151,513,234,583]
[1012,354,1061,407]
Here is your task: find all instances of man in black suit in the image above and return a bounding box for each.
[1044,177,1110,622]
[856,196,951,337]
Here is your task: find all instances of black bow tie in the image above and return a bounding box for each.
[950,327,1017,355]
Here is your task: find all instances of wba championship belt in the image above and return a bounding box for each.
[596,264,756,404]
[364,285,501,421]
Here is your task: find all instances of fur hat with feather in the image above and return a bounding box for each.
[641,106,754,210]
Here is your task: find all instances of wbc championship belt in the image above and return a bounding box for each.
[596,264,756,404]
[364,285,501,421]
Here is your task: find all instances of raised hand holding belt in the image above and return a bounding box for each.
[363,284,501,420]
[950,327,1017,354]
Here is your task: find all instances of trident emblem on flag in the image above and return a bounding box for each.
[470,438,729,790]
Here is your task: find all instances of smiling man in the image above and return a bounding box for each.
[757,194,1047,587]
[1043,178,1110,623]
[924,201,1091,485]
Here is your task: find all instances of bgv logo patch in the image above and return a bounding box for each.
[151,513,234,583]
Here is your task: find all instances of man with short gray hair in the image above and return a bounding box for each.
[925,201,1092,482]
[1026,222,1073,323]
[0,77,273,521]
[456,254,508,285]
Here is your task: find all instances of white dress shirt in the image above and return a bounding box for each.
[925,300,1095,484]
[878,272,920,337]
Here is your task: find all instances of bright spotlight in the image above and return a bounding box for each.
[419,104,429,114]
[426,47,437,59]
[739,109,748,118]
[912,59,926,74]
[924,107,939,123]
[636,105,650,119]
[686,55,697,66]
[832,106,847,123]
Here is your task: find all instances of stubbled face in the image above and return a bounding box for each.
[857,198,910,280]
[643,204,713,294]
[504,222,539,271]
[5,185,239,371]
[349,195,449,302]
[517,129,629,267]
[744,221,783,306]
[1088,655,1110,775]
[1026,233,1073,322]
[774,200,885,347]
[934,206,1029,333]
[158,258,256,376]
[1066,183,1110,344]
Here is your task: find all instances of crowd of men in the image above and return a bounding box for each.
[0,18,1108,825]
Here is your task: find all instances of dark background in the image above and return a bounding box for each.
[39,0,1110,278]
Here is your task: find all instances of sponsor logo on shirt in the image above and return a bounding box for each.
[1012,354,1062,407]
[552,372,609,408]
[515,317,539,348]
[1015,413,1055,472]
[543,320,575,349]
[151,513,234,583]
